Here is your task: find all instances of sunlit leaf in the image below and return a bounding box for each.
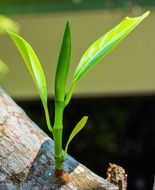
[64,116,88,158]
[65,11,150,106]
[73,11,150,82]
[8,31,53,132]
[55,21,71,101]
[8,32,47,105]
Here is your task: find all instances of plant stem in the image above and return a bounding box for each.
[53,101,65,170]
[43,103,53,133]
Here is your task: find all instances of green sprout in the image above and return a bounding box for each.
[7,11,149,182]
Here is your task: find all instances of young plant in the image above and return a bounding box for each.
[7,11,149,183]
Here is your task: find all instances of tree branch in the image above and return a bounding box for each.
[0,87,118,190]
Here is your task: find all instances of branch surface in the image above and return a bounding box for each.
[0,88,118,190]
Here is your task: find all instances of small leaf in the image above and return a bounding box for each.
[8,32,47,106]
[0,59,9,76]
[64,116,88,158]
[0,15,19,35]
[55,21,71,101]
[65,11,150,106]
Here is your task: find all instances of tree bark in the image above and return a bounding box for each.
[0,88,118,190]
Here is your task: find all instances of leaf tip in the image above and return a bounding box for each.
[82,116,89,125]
[66,20,70,26]
[65,20,71,33]
[144,10,150,17]
[139,11,150,20]
[126,10,150,20]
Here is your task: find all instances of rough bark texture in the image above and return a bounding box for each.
[0,88,118,190]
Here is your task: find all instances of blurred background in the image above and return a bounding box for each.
[0,0,155,189]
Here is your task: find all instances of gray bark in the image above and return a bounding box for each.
[0,88,118,190]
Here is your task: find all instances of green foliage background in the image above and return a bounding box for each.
[0,0,154,14]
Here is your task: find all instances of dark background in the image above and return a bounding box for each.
[16,94,155,190]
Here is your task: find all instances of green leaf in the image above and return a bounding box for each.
[65,11,150,106]
[8,32,47,105]
[55,21,71,101]
[73,11,150,82]
[0,59,9,76]
[64,116,88,158]
[0,15,19,35]
[8,32,53,132]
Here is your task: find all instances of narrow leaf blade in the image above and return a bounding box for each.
[8,32,48,106]
[65,11,149,106]
[64,116,88,158]
[73,11,150,82]
[55,21,71,101]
